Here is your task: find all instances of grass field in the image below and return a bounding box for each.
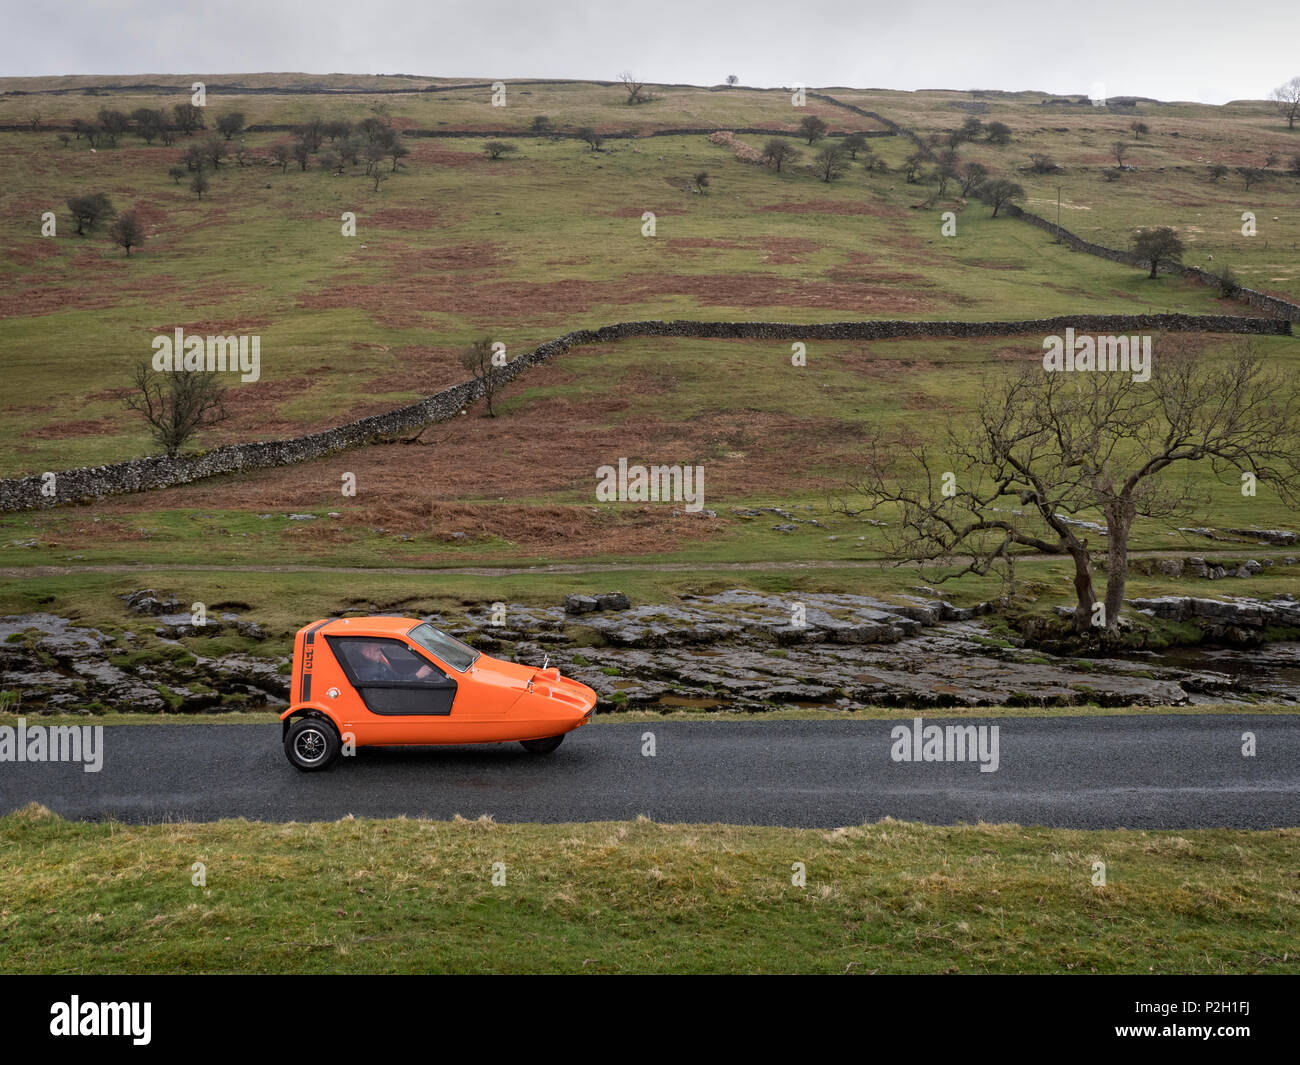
[0,78,886,134]
[1,74,1297,672]
[2,76,1298,978]
[832,88,1300,298]
[2,803,1295,974]
[2,329,1295,573]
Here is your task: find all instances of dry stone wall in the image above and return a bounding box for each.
[1002,203,1300,322]
[0,314,1288,513]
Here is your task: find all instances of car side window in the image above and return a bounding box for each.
[331,638,443,685]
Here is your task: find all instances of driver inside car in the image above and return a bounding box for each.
[355,641,437,683]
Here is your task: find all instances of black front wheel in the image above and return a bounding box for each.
[520,734,565,754]
[285,717,340,771]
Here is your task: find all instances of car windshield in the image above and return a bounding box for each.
[407,623,480,673]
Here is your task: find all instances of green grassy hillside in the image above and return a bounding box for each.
[0,76,1295,597]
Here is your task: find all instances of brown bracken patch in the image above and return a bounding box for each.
[297,261,937,321]
[83,354,872,557]
[407,143,482,168]
[361,207,445,230]
[759,237,819,264]
[760,200,893,217]
[25,419,120,439]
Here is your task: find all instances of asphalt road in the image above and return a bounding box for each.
[2,717,1297,829]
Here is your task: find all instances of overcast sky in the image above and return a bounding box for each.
[4,0,1297,104]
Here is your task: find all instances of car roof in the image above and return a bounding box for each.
[306,616,422,638]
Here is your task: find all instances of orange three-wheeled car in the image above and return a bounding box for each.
[280,616,597,770]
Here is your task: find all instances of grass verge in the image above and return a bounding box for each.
[1,803,1294,974]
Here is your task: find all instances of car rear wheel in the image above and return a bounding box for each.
[520,734,565,754]
[286,717,340,771]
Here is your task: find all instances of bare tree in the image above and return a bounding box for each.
[1130,120,1149,138]
[1112,140,1130,167]
[985,121,1012,145]
[853,342,1300,636]
[191,171,209,199]
[813,145,849,182]
[1208,163,1229,183]
[1270,75,1300,129]
[324,119,353,142]
[934,148,960,196]
[483,140,517,160]
[798,115,828,144]
[1214,265,1241,298]
[131,107,165,143]
[270,143,291,173]
[976,178,1024,217]
[126,362,230,458]
[203,137,228,170]
[66,192,114,235]
[172,103,205,135]
[726,74,739,86]
[842,133,868,159]
[576,127,603,151]
[338,138,361,167]
[1131,226,1184,279]
[295,117,326,151]
[958,161,989,196]
[109,209,144,255]
[461,337,505,416]
[96,108,129,147]
[103,112,129,143]
[761,138,801,173]
[1238,166,1266,190]
[692,170,710,194]
[619,71,649,105]
[216,111,246,141]
[357,117,387,143]
[387,139,410,171]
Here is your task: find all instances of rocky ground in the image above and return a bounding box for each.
[3,587,1300,715]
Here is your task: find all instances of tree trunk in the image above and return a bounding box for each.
[1069,546,1096,634]
[1103,501,1135,632]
